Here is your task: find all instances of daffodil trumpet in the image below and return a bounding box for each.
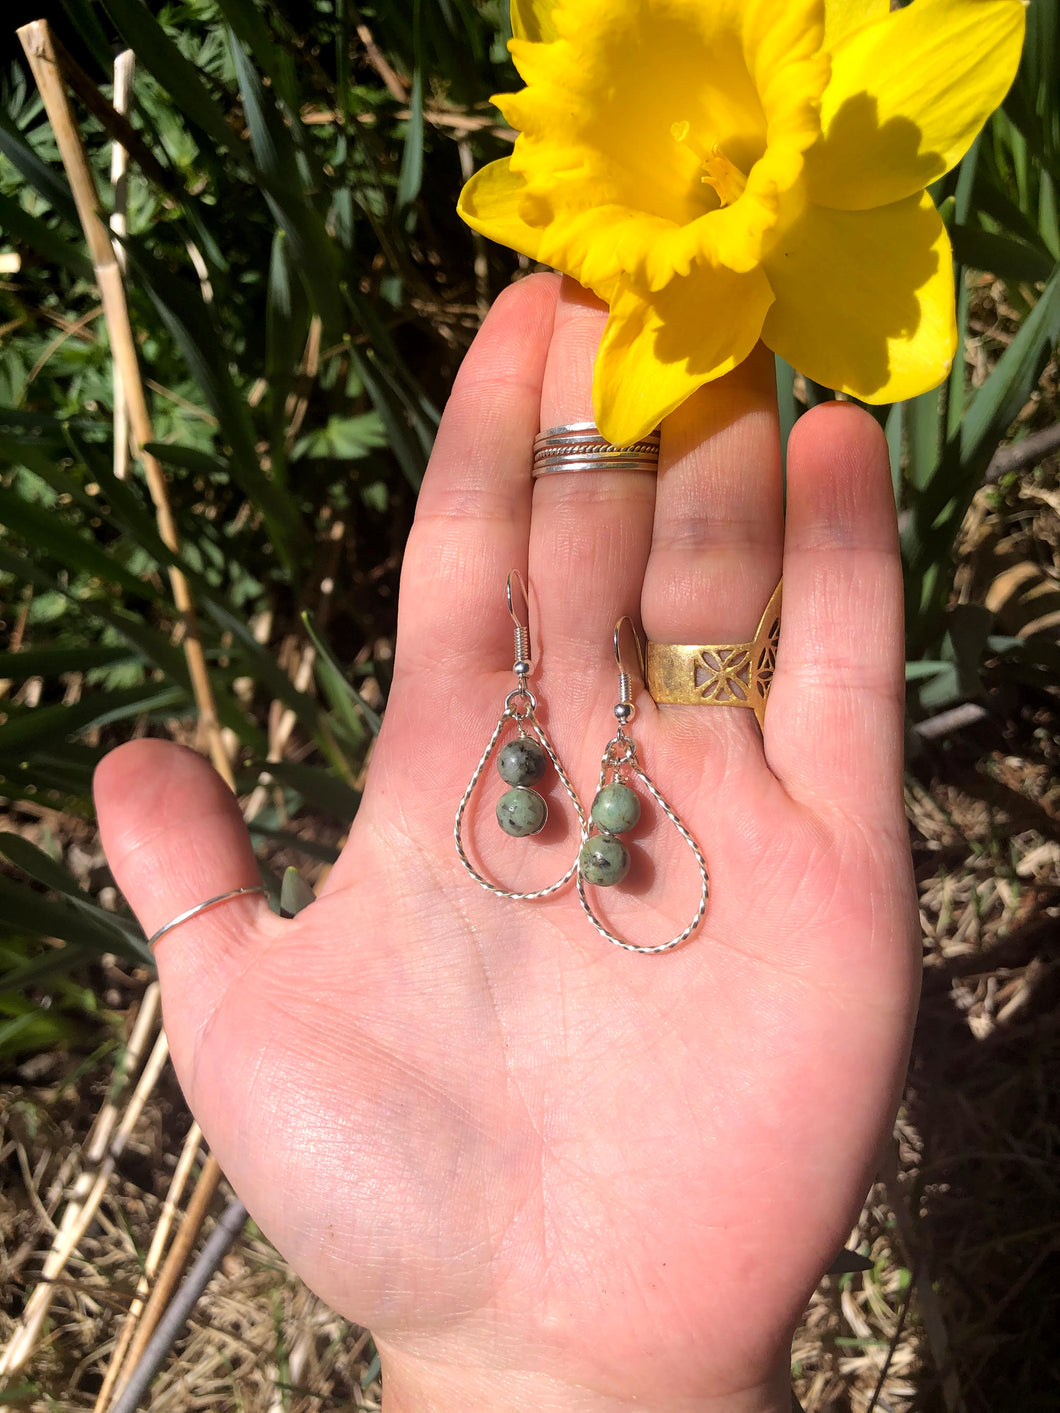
[458,0,1027,445]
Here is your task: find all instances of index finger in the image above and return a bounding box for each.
[393,274,559,687]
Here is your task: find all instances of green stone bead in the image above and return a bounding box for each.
[497,786,547,837]
[497,737,547,786]
[579,834,630,886]
[591,782,641,835]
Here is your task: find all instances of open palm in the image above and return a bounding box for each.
[96,276,919,1413]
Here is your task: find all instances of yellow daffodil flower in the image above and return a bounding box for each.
[458,0,1027,443]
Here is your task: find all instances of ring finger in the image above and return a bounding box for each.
[640,344,784,761]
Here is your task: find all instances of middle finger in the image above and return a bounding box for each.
[530,281,657,734]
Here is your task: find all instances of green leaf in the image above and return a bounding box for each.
[0,645,136,678]
[905,659,951,681]
[0,742,99,816]
[302,610,383,736]
[885,401,903,502]
[245,822,340,866]
[213,0,299,108]
[291,413,387,461]
[950,224,1054,285]
[904,387,943,493]
[101,0,247,160]
[959,261,1060,472]
[913,262,1060,581]
[126,245,308,565]
[0,835,150,958]
[0,406,95,440]
[201,597,325,737]
[774,356,800,476]
[141,440,235,482]
[975,169,1054,254]
[946,134,980,443]
[56,0,117,73]
[62,427,175,563]
[0,940,99,996]
[0,874,152,966]
[395,0,425,228]
[914,663,960,712]
[348,342,428,491]
[0,832,93,899]
[261,759,362,821]
[0,545,191,686]
[0,1002,88,1062]
[0,686,186,753]
[0,480,165,603]
[279,866,315,917]
[0,110,78,224]
[227,34,344,342]
[947,603,996,698]
[826,1249,874,1275]
[263,228,308,465]
[0,190,93,279]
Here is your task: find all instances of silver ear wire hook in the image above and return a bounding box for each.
[613,615,645,727]
[455,571,587,900]
[575,612,710,954]
[507,569,532,680]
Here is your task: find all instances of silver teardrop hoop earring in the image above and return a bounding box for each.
[577,617,710,953]
[454,572,586,900]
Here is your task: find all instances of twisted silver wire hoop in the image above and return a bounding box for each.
[454,699,587,901]
[577,759,709,954]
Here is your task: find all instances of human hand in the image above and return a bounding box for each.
[95,275,919,1413]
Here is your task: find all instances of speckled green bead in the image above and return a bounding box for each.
[591,782,641,835]
[497,786,547,837]
[579,835,630,886]
[497,737,547,787]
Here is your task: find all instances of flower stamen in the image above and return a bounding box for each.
[670,120,747,207]
[701,149,747,206]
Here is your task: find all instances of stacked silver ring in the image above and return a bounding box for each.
[532,421,661,477]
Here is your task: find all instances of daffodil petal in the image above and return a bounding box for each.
[510,0,560,43]
[822,0,888,50]
[456,157,544,263]
[762,191,955,403]
[808,0,1026,210]
[593,265,774,443]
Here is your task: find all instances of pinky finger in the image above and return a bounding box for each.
[765,402,906,826]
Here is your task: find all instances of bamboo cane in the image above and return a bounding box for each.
[17,20,233,789]
[14,20,236,1395]
[109,49,134,481]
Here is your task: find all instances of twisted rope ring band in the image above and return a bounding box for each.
[533,421,660,477]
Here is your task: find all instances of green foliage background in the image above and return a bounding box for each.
[0,0,1057,1053]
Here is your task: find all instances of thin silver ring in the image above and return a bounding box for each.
[147,885,267,948]
[532,421,660,478]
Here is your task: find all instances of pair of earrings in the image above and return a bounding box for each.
[454,573,709,954]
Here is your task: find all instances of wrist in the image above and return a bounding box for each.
[377,1341,792,1413]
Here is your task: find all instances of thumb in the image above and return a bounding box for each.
[94,740,271,1080]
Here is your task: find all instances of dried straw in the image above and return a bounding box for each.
[12,21,236,1398]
